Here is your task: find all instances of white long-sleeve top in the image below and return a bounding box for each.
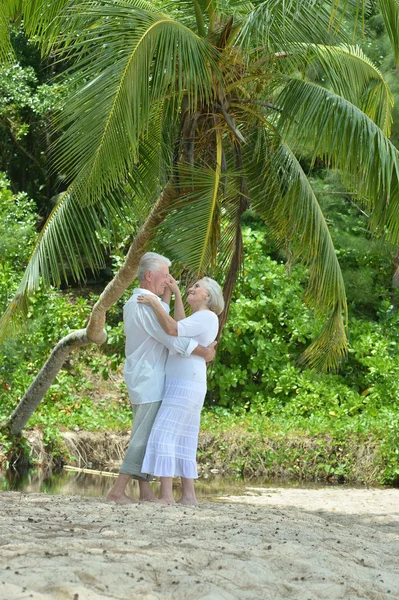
[123,288,198,405]
[166,309,219,383]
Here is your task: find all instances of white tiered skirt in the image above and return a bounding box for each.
[141,377,207,479]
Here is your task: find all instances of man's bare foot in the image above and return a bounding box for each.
[177,496,198,506]
[107,492,135,504]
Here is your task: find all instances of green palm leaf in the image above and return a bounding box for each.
[0,188,113,342]
[286,44,393,136]
[22,0,159,54]
[236,0,345,56]
[245,135,348,370]
[159,136,223,276]
[215,174,247,278]
[274,76,399,224]
[22,0,70,47]
[0,0,18,63]
[50,1,218,206]
[0,108,166,342]
[377,0,399,65]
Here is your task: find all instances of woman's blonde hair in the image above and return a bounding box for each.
[202,277,225,315]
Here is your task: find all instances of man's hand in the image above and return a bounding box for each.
[204,341,217,363]
[192,341,217,361]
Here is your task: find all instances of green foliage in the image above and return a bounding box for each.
[205,221,399,484]
[361,9,399,147]
[200,409,399,485]
[0,174,398,483]
[0,175,131,437]
[209,223,398,411]
[0,172,36,271]
[311,171,395,317]
[0,58,68,209]
[1,3,399,483]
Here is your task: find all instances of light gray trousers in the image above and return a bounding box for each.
[120,401,161,481]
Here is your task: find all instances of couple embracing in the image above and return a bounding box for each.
[107,252,224,505]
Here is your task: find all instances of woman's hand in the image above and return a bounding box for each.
[137,294,159,308]
[165,276,181,296]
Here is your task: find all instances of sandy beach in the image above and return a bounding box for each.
[0,486,398,600]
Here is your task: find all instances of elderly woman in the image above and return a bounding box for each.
[137,276,224,505]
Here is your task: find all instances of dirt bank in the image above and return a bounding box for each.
[20,427,387,484]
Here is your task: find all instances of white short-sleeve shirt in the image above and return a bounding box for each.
[165,310,219,383]
[123,289,198,405]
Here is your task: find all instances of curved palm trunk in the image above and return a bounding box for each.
[4,330,90,435]
[217,145,249,338]
[217,222,243,338]
[1,186,176,436]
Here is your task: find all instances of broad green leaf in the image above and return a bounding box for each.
[159,136,223,276]
[51,1,219,207]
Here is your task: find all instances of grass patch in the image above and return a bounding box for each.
[199,408,399,486]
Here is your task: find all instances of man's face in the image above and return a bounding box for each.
[147,264,170,296]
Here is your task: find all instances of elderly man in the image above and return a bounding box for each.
[107,252,216,504]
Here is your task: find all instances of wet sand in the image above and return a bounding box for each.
[0,486,398,599]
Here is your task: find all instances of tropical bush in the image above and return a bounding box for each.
[209,222,399,411]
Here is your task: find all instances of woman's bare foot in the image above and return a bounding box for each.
[158,477,175,504]
[107,492,135,504]
[138,480,160,502]
[177,496,198,506]
[179,478,197,505]
[139,491,162,503]
[158,497,176,505]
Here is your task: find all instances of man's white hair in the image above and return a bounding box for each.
[137,252,171,282]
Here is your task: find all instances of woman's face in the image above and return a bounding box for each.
[187,280,210,307]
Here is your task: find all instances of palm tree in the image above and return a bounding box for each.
[2,0,399,436]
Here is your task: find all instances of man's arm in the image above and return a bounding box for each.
[192,341,217,363]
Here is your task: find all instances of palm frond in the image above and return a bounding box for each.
[0,1,17,63]
[245,134,348,371]
[22,0,70,48]
[50,1,218,207]
[0,189,108,342]
[22,0,158,54]
[235,0,346,56]
[290,44,393,136]
[215,176,246,277]
[0,107,167,342]
[158,138,224,276]
[274,76,399,218]
[374,0,399,65]
[124,106,167,219]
